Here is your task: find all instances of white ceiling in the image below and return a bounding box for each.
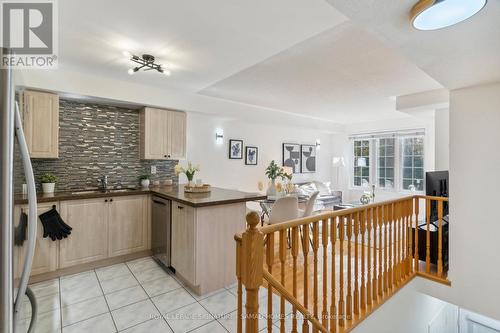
[199,21,442,124]
[326,0,500,90]
[59,0,346,92]
[56,0,495,124]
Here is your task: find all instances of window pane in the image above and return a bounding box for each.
[354,177,361,186]
[385,179,394,189]
[379,179,385,187]
[379,146,385,155]
[414,168,424,180]
[386,168,394,178]
[378,168,385,178]
[386,145,394,155]
[386,158,394,167]
[353,140,370,187]
[414,156,423,168]
[401,136,425,191]
[403,167,412,178]
[378,158,385,167]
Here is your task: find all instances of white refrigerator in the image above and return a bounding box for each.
[1,47,38,332]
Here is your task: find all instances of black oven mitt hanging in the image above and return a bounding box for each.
[14,210,28,246]
[39,206,72,241]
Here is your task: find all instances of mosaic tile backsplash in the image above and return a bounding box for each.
[14,99,178,193]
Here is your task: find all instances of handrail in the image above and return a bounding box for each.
[260,195,447,234]
[236,195,450,333]
[263,270,328,333]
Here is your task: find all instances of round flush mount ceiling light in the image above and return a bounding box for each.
[411,0,487,31]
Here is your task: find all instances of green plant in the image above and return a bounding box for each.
[40,174,57,183]
[265,160,292,181]
[139,174,151,180]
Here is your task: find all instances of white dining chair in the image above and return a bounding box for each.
[299,191,320,218]
[268,196,299,224]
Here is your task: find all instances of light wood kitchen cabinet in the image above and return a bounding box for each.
[140,107,186,160]
[13,202,59,277]
[21,90,59,158]
[171,202,196,284]
[59,198,109,268]
[108,195,149,257]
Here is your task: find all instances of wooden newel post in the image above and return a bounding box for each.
[242,212,264,333]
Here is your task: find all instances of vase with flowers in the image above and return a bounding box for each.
[175,162,200,187]
[265,160,292,197]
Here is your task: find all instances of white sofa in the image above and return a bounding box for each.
[295,181,342,211]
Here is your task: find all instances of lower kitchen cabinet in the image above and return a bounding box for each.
[59,198,109,268]
[171,202,196,284]
[14,202,59,277]
[108,195,149,257]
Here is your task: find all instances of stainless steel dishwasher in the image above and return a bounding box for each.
[151,196,172,268]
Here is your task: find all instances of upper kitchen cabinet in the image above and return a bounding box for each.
[140,107,186,160]
[21,90,59,158]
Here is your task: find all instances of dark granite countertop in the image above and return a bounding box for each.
[14,185,266,208]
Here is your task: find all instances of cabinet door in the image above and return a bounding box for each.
[171,203,196,284]
[22,90,59,158]
[140,107,168,160]
[108,195,149,257]
[59,198,108,268]
[14,202,59,277]
[168,111,186,160]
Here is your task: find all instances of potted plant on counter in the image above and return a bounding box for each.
[175,162,199,187]
[40,174,57,193]
[139,174,151,188]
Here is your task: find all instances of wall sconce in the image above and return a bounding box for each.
[215,129,224,145]
[315,139,321,151]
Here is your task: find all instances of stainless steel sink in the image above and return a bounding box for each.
[71,188,137,195]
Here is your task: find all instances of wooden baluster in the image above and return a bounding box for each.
[372,206,378,302]
[279,229,286,333]
[321,219,329,330]
[414,198,420,272]
[399,201,404,281]
[346,214,353,321]
[408,199,414,274]
[242,212,264,333]
[302,224,310,333]
[291,227,299,333]
[236,239,243,333]
[266,232,274,333]
[379,206,384,297]
[387,204,392,291]
[366,208,372,308]
[360,209,366,311]
[353,212,359,316]
[330,217,337,332]
[394,202,399,285]
[312,221,320,333]
[437,200,444,277]
[426,198,431,273]
[338,215,345,327]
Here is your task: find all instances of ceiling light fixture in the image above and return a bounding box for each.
[411,0,487,31]
[124,53,170,76]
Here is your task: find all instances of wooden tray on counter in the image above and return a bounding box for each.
[184,184,211,193]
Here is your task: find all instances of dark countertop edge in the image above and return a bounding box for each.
[14,188,267,208]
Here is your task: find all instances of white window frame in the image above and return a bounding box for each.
[349,129,425,193]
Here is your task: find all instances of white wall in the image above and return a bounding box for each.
[338,113,436,202]
[352,279,457,333]
[435,108,450,171]
[415,82,500,321]
[183,112,334,192]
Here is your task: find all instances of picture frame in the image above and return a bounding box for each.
[228,139,243,159]
[282,143,301,173]
[245,146,258,165]
[300,144,316,173]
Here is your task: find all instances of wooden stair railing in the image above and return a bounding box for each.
[235,195,449,333]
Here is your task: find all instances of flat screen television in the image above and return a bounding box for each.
[426,170,449,221]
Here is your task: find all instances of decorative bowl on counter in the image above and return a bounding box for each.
[184,184,211,193]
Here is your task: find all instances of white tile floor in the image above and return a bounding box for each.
[17,257,295,333]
